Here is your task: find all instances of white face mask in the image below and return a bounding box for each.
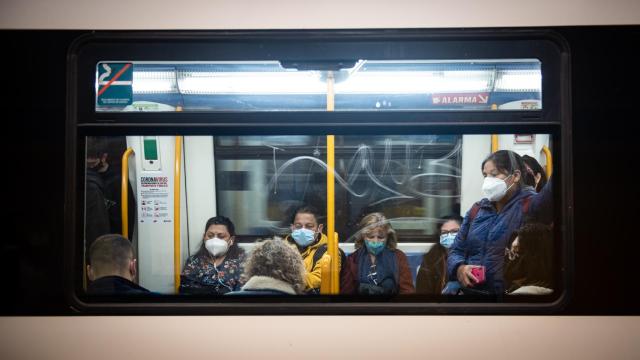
[205,237,229,257]
[482,174,513,202]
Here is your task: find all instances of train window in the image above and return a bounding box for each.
[95,60,542,112]
[68,30,570,314]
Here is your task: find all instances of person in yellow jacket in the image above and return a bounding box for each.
[285,205,341,293]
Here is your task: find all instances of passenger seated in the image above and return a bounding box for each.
[504,222,554,295]
[284,205,342,293]
[227,237,306,295]
[415,214,463,294]
[86,234,150,295]
[341,213,414,295]
[180,215,246,295]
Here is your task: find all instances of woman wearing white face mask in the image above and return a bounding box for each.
[415,215,463,294]
[180,215,246,295]
[447,150,553,296]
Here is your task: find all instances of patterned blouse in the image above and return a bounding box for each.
[179,249,246,295]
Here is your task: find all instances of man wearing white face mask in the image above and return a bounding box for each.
[180,215,246,295]
[284,205,343,293]
[415,214,463,294]
[447,150,554,296]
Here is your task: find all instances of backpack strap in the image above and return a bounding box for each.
[311,243,328,271]
[311,243,346,271]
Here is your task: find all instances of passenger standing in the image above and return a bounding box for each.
[522,154,548,193]
[227,238,306,295]
[284,205,341,293]
[448,150,553,296]
[180,216,245,295]
[85,137,112,249]
[87,234,150,295]
[415,214,463,294]
[341,213,414,295]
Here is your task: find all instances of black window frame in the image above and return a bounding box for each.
[66,29,572,314]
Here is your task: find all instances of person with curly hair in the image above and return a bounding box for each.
[228,237,306,295]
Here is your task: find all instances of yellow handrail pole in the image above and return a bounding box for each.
[491,135,499,153]
[121,148,134,238]
[331,232,340,294]
[174,136,183,294]
[320,255,332,294]
[326,135,337,294]
[542,145,553,177]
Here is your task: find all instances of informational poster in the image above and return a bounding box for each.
[138,175,172,223]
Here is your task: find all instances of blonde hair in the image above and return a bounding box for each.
[354,212,398,250]
[242,237,307,294]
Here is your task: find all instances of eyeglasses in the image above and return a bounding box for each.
[504,247,519,261]
[440,230,459,236]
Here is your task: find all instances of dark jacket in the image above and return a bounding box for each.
[85,169,110,248]
[341,247,415,294]
[87,276,150,295]
[415,243,448,294]
[447,180,553,294]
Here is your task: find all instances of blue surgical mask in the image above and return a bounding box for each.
[365,240,386,256]
[292,228,316,248]
[439,232,457,248]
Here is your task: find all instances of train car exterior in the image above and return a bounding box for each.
[1,0,639,358]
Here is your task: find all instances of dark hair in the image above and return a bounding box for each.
[289,205,323,225]
[481,150,525,184]
[194,215,241,260]
[88,234,133,272]
[86,136,109,159]
[204,215,236,237]
[522,155,548,192]
[505,223,554,291]
[438,214,463,232]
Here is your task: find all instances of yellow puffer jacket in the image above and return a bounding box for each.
[286,233,340,291]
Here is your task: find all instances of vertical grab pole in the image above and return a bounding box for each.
[326,135,338,294]
[121,148,134,238]
[326,71,339,294]
[491,135,499,153]
[542,145,553,177]
[174,136,183,294]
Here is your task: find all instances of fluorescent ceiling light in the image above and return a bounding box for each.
[335,71,493,94]
[177,71,325,95]
[494,70,541,92]
[133,71,178,94]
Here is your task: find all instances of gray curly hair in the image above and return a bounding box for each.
[242,237,307,294]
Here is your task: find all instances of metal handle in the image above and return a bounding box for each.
[120,148,134,238]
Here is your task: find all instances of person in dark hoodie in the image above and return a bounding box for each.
[85,137,112,250]
[87,234,150,295]
[447,150,553,296]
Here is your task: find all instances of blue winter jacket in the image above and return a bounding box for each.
[447,180,553,294]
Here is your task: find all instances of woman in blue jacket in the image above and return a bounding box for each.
[447,150,553,296]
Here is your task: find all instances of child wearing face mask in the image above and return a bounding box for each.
[447,150,553,296]
[180,215,246,295]
[340,213,415,295]
[415,215,463,295]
